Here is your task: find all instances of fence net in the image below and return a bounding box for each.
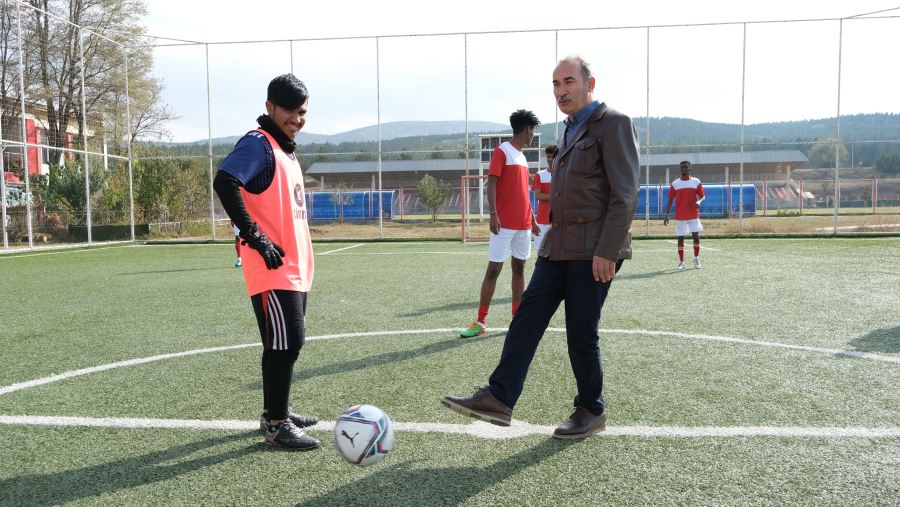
[2,0,899,249]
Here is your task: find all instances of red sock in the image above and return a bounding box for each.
[477,304,489,324]
[511,302,520,316]
[678,246,685,262]
[693,243,700,257]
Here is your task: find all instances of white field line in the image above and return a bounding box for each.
[0,415,897,439]
[596,328,900,365]
[0,343,259,396]
[317,243,365,255]
[0,242,137,258]
[0,328,895,399]
[664,240,720,251]
[815,223,900,231]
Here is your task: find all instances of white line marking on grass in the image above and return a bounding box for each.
[664,240,719,251]
[814,223,900,231]
[0,328,895,398]
[317,244,364,255]
[1,415,897,439]
[596,328,900,365]
[0,243,137,258]
[0,343,259,396]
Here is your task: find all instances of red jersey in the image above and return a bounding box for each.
[531,169,552,225]
[668,177,705,220]
[488,141,533,230]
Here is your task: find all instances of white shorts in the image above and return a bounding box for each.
[675,218,703,237]
[533,223,551,252]
[233,225,240,236]
[488,228,532,262]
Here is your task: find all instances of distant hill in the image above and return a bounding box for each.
[299,120,508,144]
[163,113,900,169]
[179,120,508,147]
[181,114,900,148]
[535,113,900,145]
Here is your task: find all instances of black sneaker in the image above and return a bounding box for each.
[259,410,319,432]
[264,420,321,450]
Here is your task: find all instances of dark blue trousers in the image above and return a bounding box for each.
[488,256,621,416]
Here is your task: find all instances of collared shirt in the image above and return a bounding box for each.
[563,100,601,148]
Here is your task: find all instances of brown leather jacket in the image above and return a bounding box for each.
[538,103,640,261]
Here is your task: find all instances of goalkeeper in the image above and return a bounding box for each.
[213,74,319,451]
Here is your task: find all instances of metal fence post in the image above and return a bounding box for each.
[464,34,469,184]
[124,46,135,241]
[833,19,843,234]
[78,30,92,244]
[16,1,32,248]
[645,26,651,236]
[376,37,383,238]
[206,43,215,240]
[739,23,747,232]
[0,96,7,249]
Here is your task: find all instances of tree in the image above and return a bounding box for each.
[105,46,176,146]
[130,144,207,223]
[46,161,107,224]
[807,140,849,169]
[0,4,22,133]
[874,153,900,177]
[1,0,173,160]
[416,174,452,221]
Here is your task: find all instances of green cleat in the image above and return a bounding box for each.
[459,321,486,338]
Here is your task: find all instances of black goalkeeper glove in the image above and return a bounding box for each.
[240,223,285,269]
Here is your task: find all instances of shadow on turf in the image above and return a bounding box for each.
[614,269,683,281]
[847,326,900,354]
[294,438,577,506]
[0,430,260,506]
[247,332,504,389]
[398,297,511,317]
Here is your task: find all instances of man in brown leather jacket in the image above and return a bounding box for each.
[442,55,640,439]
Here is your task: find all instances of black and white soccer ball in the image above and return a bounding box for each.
[333,404,395,466]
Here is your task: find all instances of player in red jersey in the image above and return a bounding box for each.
[460,110,542,338]
[663,160,705,269]
[531,144,557,252]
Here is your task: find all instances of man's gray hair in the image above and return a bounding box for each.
[559,55,592,82]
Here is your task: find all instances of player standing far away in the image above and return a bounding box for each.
[663,160,705,270]
[531,144,557,252]
[459,109,542,338]
[231,221,242,267]
[213,74,320,451]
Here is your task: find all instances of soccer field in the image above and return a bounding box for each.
[1,238,898,505]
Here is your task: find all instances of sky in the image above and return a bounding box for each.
[140,0,900,141]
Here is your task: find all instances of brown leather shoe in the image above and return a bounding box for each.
[552,406,607,439]
[441,386,512,426]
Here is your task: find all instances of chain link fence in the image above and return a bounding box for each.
[2,0,899,250]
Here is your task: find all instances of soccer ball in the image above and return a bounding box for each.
[333,404,395,466]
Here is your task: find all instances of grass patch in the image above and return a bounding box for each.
[1,238,898,505]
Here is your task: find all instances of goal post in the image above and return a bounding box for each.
[460,174,489,243]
